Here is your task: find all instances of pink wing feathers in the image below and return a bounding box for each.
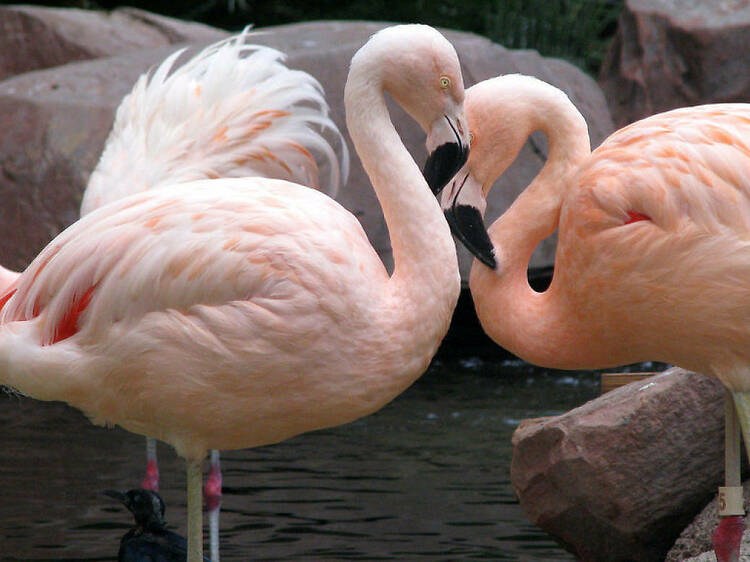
[2,179,373,348]
[570,105,750,234]
[82,29,349,216]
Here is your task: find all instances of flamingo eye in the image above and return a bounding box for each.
[439,76,451,89]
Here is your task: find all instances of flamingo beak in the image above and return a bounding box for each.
[423,114,469,195]
[441,169,496,270]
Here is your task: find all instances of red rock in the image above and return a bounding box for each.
[511,368,731,561]
[0,5,226,81]
[599,0,750,127]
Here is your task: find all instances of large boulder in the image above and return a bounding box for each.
[599,0,750,127]
[0,5,225,81]
[511,368,732,561]
[0,10,614,279]
[0,45,192,271]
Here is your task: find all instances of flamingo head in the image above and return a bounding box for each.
[347,24,470,195]
[441,166,496,270]
[440,77,542,271]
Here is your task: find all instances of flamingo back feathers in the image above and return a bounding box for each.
[82,29,349,215]
[570,104,750,235]
[548,104,750,374]
[2,179,378,349]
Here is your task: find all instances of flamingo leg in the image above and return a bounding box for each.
[142,437,160,491]
[204,449,222,562]
[716,390,750,562]
[208,503,220,562]
[732,391,750,469]
[187,458,204,562]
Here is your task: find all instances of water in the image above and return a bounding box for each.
[0,356,603,561]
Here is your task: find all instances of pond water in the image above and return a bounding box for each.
[0,353,610,561]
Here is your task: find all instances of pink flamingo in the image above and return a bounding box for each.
[0,24,468,562]
[441,74,750,562]
[79,30,348,561]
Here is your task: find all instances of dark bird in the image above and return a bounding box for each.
[105,489,209,562]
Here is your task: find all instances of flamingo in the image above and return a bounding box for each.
[0,24,469,562]
[440,74,750,562]
[78,29,349,561]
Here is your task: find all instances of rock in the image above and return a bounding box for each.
[667,481,750,561]
[0,12,614,280]
[511,367,733,561]
[0,45,185,271]
[0,5,226,81]
[599,0,750,127]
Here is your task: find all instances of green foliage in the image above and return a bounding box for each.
[20,0,623,74]
[484,0,622,74]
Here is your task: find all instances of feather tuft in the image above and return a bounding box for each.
[82,28,348,216]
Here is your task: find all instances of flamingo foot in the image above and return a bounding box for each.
[713,515,744,562]
[141,458,160,492]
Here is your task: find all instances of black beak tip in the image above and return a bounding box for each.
[104,489,127,503]
[423,142,469,195]
[477,248,497,270]
[444,205,497,270]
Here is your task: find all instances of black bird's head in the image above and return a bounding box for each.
[105,488,167,530]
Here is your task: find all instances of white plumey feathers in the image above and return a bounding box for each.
[82,28,348,216]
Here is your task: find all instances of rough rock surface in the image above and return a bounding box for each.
[0,9,614,278]
[667,481,750,561]
[511,367,734,562]
[0,5,225,81]
[599,0,750,127]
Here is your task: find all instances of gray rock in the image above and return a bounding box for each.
[0,12,614,280]
[511,367,732,561]
[599,0,750,127]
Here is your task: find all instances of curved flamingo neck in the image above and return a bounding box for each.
[471,82,591,367]
[344,59,459,322]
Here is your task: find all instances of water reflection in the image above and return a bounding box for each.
[0,357,607,561]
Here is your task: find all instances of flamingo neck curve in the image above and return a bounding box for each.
[344,54,460,359]
[471,83,591,367]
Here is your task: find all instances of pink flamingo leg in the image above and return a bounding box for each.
[141,437,160,492]
[204,449,222,562]
[714,392,745,562]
